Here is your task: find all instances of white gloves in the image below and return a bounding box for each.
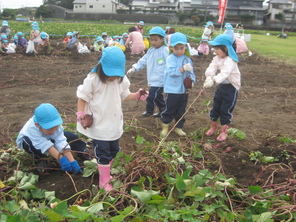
[126,68,136,77]
[183,63,193,72]
[203,76,215,88]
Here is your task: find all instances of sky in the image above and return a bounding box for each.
[1,0,43,9]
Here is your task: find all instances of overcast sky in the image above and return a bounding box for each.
[1,0,43,9]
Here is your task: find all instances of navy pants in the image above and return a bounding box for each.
[22,131,87,159]
[161,93,188,129]
[210,84,238,125]
[146,87,165,113]
[92,139,120,165]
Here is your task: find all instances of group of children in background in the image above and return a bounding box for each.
[14,21,242,191]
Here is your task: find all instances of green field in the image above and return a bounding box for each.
[8,21,296,65]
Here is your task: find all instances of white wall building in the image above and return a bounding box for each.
[73,0,119,13]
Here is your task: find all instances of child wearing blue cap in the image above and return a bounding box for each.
[16,103,90,174]
[63,32,72,48]
[126,26,168,117]
[203,34,241,142]
[135,21,144,35]
[30,25,41,53]
[197,37,210,56]
[202,21,214,41]
[160,32,196,138]
[67,31,80,50]
[16,32,28,50]
[0,21,11,37]
[76,46,148,191]
[91,36,104,52]
[0,34,8,55]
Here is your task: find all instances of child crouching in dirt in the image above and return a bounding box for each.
[203,34,241,142]
[126,26,168,118]
[160,32,196,138]
[76,46,148,191]
[16,103,90,174]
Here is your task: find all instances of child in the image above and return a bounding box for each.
[101,32,111,48]
[63,32,72,48]
[223,23,235,41]
[0,34,8,55]
[160,32,196,137]
[203,34,241,142]
[125,26,145,56]
[197,37,209,55]
[126,26,168,117]
[67,31,79,50]
[16,32,28,49]
[16,103,89,174]
[76,46,148,191]
[135,21,144,35]
[39,31,50,47]
[92,36,104,52]
[30,25,41,53]
[118,33,128,52]
[0,21,11,37]
[202,21,214,41]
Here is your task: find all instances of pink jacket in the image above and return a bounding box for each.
[125,31,145,55]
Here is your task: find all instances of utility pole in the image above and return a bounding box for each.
[204,0,208,23]
[291,0,296,31]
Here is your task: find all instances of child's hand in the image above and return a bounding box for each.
[136,88,149,101]
[203,76,215,88]
[183,63,193,72]
[59,156,72,172]
[126,68,136,77]
[70,160,82,174]
[76,111,84,123]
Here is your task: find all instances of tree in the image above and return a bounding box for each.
[120,0,133,6]
[1,9,17,19]
[43,0,74,9]
[35,5,52,18]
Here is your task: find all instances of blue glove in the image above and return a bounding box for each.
[59,156,72,172]
[70,160,82,174]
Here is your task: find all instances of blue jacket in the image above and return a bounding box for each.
[164,53,196,94]
[132,45,169,87]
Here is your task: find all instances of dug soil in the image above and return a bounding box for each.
[1,39,296,204]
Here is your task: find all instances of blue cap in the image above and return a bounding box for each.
[40,31,47,39]
[13,34,18,39]
[113,35,120,42]
[206,21,214,27]
[149,26,165,37]
[33,103,63,129]
[138,21,144,25]
[0,34,8,43]
[31,21,39,26]
[99,46,126,77]
[101,32,107,36]
[170,32,187,46]
[208,34,239,62]
[165,26,171,30]
[2,21,9,27]
[96,36,103,42]
[122,32,128,38]
[17,32,24,37]
[32,25,40,30]
[224,23,233,30]
[66,32,73,36]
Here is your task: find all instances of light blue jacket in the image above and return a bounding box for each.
[16,117,70,154]
[132,45,169,87]
[164,53,196,94]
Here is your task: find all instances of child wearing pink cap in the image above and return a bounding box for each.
[197,37,210,55]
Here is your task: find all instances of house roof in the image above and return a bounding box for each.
[73,0,86,4]
[269,0,292,3]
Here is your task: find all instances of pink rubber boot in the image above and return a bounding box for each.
[216,125,229,142]
[205,121,218,136]
[98,164,113,191]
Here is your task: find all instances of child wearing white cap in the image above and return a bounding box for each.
[76,46,148,191]
[160,32,196,138]
[16,103,89,174]
[203,34,241,142]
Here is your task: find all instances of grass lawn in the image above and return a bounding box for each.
[246,34,296,65]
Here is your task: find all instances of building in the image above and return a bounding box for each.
[266,0,294,22]
[73,0,120,13]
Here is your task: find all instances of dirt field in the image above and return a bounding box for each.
[1,40,296,204]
